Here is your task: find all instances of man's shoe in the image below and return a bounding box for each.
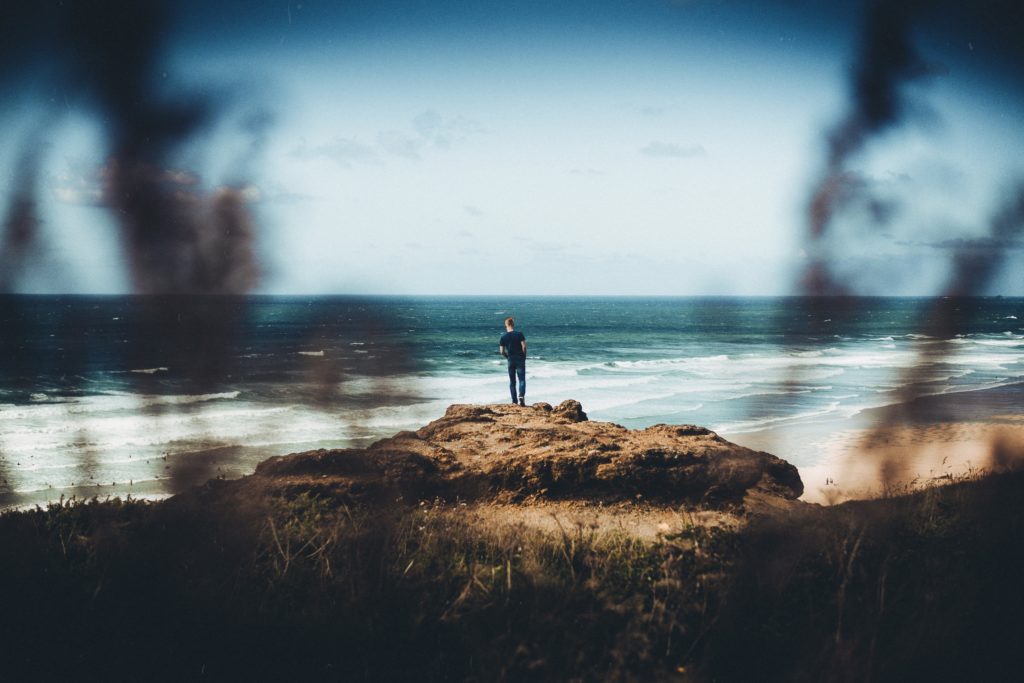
[511,399,519,405]
[519,397,526,407]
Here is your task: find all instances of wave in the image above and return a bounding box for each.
[972,339,1024,347]
[529,362,607,378]
[608,356,725,370]
[563,388,703,415]
[341,401,450,431]
[0,403,349,468]
[954,352,1021,366]
[789,348,841,358]
[138,390,241,406]
[714,402,844,435]
[0,391,242,422]
[298,350,325,357]
[638,349,915,374]
[130,367,169,375]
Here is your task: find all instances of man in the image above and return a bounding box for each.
[499,316,527,406]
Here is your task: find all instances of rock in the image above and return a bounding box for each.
[552,399,588,422]
[245,401,803,511]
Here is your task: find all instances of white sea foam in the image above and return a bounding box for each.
[715,402,844,435]
[972,339,1024,347]
[298,350,325,357]
[955,351,1020,366]
[130,367,169,374]
[790,349,827,358]
[0,392,241,427]
[609,356,720,370]
[528,362,606,378]
[341,401,450,433]
[606,349,920,379]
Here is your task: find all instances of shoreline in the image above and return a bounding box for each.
[4,382,1023,511]
[730,382,1024,504]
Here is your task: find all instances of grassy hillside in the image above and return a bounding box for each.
[2,468,1022,681]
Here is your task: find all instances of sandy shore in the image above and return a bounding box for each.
[732,383,1024,505]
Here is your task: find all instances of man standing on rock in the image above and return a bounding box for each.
[499,317,527,406]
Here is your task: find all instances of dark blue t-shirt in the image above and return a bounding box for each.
[500,330,526,358]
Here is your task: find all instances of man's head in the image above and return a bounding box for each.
[504,317,515,331]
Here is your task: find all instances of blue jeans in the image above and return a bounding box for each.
[507,356,526,401]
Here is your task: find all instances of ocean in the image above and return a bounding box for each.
[2,295,1023,508]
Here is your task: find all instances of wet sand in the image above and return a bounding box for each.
[731,383,1024,505]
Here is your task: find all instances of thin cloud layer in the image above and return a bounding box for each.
[292,110,486,167]
[639,141,706,159]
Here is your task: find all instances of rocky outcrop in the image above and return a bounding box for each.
[251,400,802,511]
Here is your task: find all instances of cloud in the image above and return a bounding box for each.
[377,130,423,160]
[382,109,485,159]
[290,137,377,167]
[524,239,575,254]
[464,205,483,217]
[293,110,485,167]
[639,141,706,159]
[256,183,317,204]
[412,109,486,149]
[569,168,607,176]
[412,109,444,139]
[638,106,665,117]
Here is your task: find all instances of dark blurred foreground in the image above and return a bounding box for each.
[1,468,1022,682]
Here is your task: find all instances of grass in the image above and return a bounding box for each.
[702,468,1024,682]
[1,467,1023,681]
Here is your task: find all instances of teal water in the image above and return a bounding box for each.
[2,296,1023,507]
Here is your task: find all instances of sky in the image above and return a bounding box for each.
[2,0,1023,295]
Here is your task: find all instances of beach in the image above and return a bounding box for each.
[731,382,1024,504]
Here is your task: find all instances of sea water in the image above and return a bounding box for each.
[1,295,1022,508]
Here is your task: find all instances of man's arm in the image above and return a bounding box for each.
[521,339,527,357]
[499,344,507,357]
